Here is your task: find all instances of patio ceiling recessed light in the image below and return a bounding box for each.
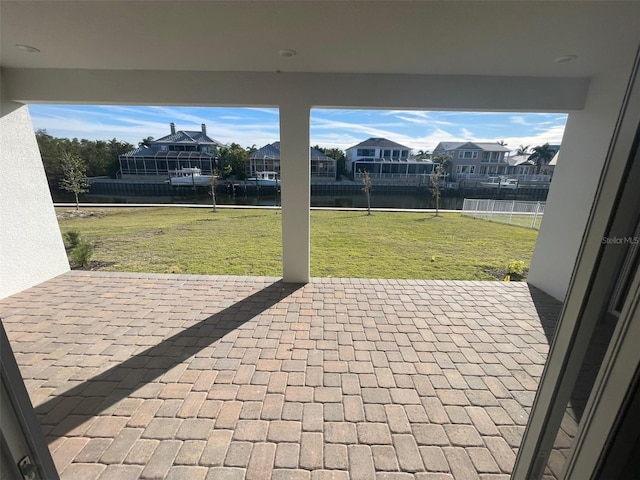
[279,49,296,58]
[15,44,40,53]
[554,54,577,64]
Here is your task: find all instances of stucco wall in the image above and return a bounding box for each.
[0,104,69,299]
[528,68,632,301]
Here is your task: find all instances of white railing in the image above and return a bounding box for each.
[462,198,545,229]
[353,172,433,184]
[455,173,551,182]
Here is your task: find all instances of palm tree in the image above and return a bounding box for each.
[138,136,154,148]
[516,145,530,156]
[528,144,555,174]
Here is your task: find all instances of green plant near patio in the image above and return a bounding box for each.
[56,207,538,280]
[507,259,528,281]
[70,238,94,268]
[63,228,82,249]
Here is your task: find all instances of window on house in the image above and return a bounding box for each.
[492,152,502,161]
[480,166,487,174]
[383,149,391,157]
[456,165,476,174]
[392,150,400,159]
[401,150,408,159]
[459,151,478,159]
[357,148,376,156]
[482,152,490,162]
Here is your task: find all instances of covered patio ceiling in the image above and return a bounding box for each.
[2,1,639,78]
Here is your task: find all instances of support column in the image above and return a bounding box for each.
[279,103,310,283]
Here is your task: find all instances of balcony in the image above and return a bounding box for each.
[0,271,561,479]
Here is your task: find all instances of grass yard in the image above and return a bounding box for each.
[57,207,538,280]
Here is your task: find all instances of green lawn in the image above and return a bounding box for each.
[57,207,538,280]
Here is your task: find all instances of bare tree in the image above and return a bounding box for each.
[361,170,372,216]
[209,172,218,212]
[430,154,451,217]
[59,151,89,211]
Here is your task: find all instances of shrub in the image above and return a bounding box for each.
[63,229,82,249]
[507,259,527,281]
[71,239,94,268]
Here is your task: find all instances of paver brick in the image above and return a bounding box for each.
[75,438,112,463]
[468,447,501,473]
[205,467,245,480]
[325,443,348,469]
[175,440,206,465]
[97,464,143,480]
[371,445,400,471]
[246,442,276,480]
[53,437,91,473]
[393,434,425,472]
[275,442,300,468]
[142,418,182,440]
[165,465,208,480]
[224,441,253,467]
[268,420,302,442]
[348,445,375,480]
[419,446,449,472]
[60,463,106,479]
[357,422,393,445]
[300,432,324,469]
[325,422,358,444]
[100,427,142,463]
[215,401,243,429]
[484,436,516,473]
[302,403,324,432]
[443,447,478,480]
[140,440,181,479]
[124,439,159,464]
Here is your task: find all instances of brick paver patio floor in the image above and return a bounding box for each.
[0,271,561,480]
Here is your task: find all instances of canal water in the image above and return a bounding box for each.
[56,190,550,211]
[67,179,548,210]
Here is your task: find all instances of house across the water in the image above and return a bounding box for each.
[345,137,435,181]
[119,123,225,180]
[249,142,337,179]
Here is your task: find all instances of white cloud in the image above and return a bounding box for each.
[29,105,567,155]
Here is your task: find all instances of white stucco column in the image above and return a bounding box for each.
[528,67,633,301]
[279,103,310,283]
[0,104,70,298]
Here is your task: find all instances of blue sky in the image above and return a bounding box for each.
[28,104,567,153]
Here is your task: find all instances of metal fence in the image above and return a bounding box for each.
[462,198,545,229]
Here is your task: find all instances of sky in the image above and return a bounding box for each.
[28,104,568,154]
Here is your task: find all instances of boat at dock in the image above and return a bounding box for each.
[480,176,519,190]
[166,167,213,186]
[248,171,280,187]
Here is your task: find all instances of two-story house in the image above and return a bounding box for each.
[249,142,337,179]
[119,123,224,180]
[432,141,511,180]
[345,137,434,178]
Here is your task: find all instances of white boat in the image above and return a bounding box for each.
[480,176,519,189]
[166,167,213,186]
[248,171,280,187]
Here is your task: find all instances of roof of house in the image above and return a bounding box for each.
[433,141,511,152]
[120,146,218,159]
[153,130,225,146]
[249,142,336,161]
[508,154,535,166]
[347,137,411,151]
